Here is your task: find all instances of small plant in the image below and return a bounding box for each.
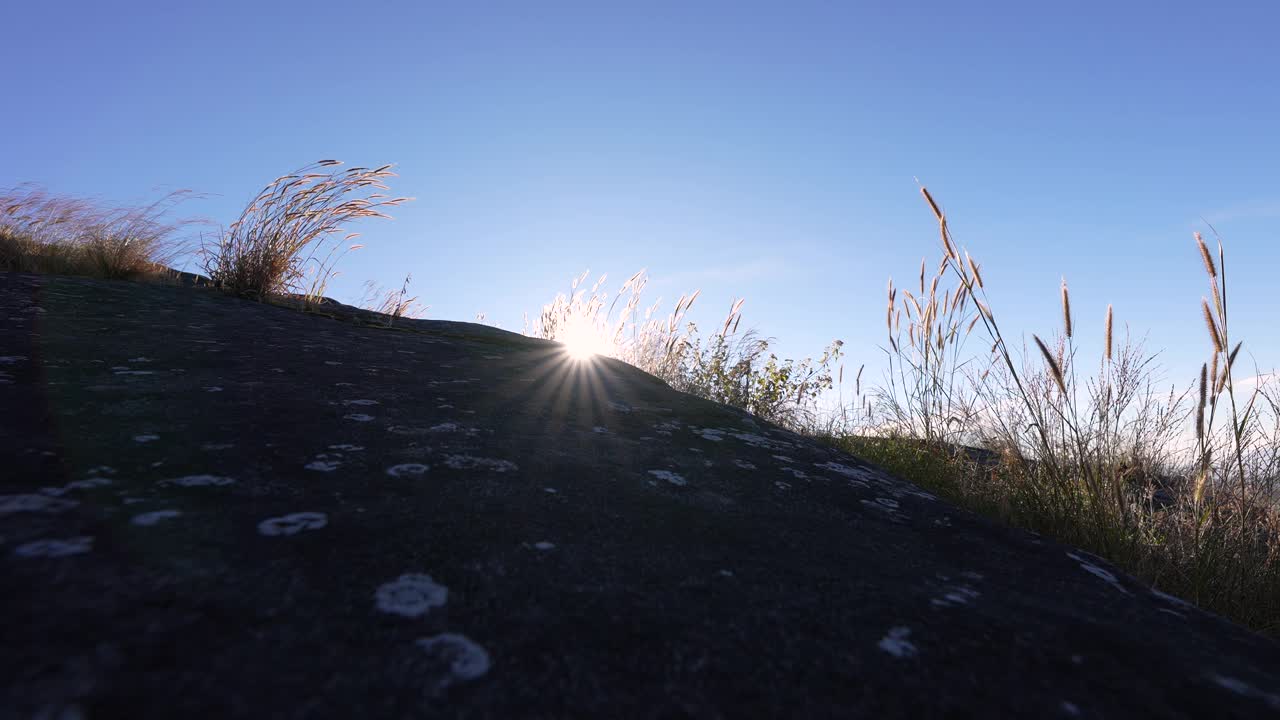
[201,160,410,301]
[359,273,427,326]
[675,300,844,427]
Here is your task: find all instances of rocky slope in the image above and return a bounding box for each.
[3,272,1279,718]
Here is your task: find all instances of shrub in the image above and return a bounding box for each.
[201,160,410,301]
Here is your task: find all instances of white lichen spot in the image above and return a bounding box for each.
[258,512,328,536]
[14,536,93,557]
[113,370,155,376]
[344,399,380,406]
[654,420,681,435]
[533,541,555,550]
[443,455,518,473]
[0,494,78,514]
[329,444,365,451]
[648,470,686,486]
[772,455,794,463]
[88,466,117,476]
[343,413,375,422]
[878,627,918,658]
[128,356,152,363]
[1061,701,1081,717]
[814,461,874,481]
[416,633,491,688]
[592,426,611,434]
[131,509,182,526]
[731,431,793,450]
[544,488,558,494]
[0,355,28,364]
[1207,673,1280,710]
[167,475,235,487]
[774,481,791,490]
[609,401,633,413]
[1067,551,1131,596]
[860,498,907,523]
[133,434,159,443]
[780,467,809,480]
[931,585,981,608]
[204,386,223,392]
[375,573,448,617]
[693,428,726,442]
[305,460,341,472]
[324,361,342,366]
[718,569,734,577]
[733,460,757,470]
[201,442,235,451]
[42,478,113,496]
[386,463,430,478]
[428,423,477,434]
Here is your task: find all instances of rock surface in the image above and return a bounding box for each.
[3,271,1279,719]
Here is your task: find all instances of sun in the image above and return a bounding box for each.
[559,316,611,362]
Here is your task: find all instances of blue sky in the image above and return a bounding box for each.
[4,0,1278,396]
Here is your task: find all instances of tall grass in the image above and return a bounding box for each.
[832,188,1280,635]
[0,184,193,279]
[201,161,410,301]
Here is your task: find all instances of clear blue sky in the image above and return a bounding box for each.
[4,0,1278,395]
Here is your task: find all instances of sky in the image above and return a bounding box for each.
[4,0,1278,402]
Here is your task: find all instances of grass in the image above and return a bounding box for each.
[0,184,193,280]
[358,273,427,326]
[200,160,410,302]
[523,269,843,426]
[821,187,1280,637]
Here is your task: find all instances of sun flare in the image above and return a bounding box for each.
[559,317,612,362]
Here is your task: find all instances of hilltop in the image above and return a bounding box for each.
[3,272,1279,718]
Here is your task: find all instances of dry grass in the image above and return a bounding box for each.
[201,161,410,302]
[358,273,427,326]
[525,269,842,425]
[834,188,1280,636]
[0,185,193,280]
[525,269,701,378]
